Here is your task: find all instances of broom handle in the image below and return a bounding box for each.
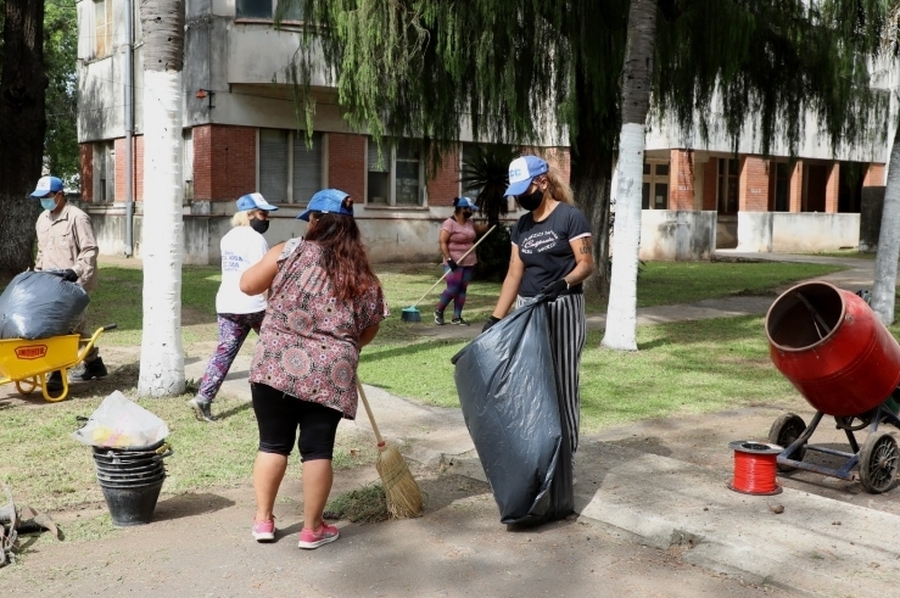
[356,378,385,445]
[410,224,497,309]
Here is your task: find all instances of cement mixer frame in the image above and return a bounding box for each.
[768,399,900,493]
[766,281,900,494]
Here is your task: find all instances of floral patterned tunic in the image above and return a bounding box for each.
[249,238,388,419]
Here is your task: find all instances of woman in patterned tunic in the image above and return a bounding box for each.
[240,189,388,549]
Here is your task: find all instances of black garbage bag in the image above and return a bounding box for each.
[451,297,573,526]
[0,271,90,340]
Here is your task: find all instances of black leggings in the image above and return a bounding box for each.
[251,383,343,461]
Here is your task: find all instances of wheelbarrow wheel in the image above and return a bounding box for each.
[15,376,38,395]
[858,431,899,494]
[768,413,807,471]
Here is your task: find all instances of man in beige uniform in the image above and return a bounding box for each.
[30,175,107,391]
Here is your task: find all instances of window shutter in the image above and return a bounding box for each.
[259,129,288,203]
[292,132,322,204]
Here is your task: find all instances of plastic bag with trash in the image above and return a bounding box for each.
[72,391,170,449]
[451,296,574,526]
[0,270,90,340]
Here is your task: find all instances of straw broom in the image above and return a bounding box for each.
[356,378,424,518]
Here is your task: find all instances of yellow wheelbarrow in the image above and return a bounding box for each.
[0,324,117,403]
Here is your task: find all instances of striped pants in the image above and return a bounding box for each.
[516,293,586,456]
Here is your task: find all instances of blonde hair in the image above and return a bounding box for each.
[544,166,573,205]
[231,210,251,227]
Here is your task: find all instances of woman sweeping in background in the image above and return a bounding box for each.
[434,196,491,326]
[240,189,387,549]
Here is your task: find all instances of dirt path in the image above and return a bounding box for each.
[4,462,798,598]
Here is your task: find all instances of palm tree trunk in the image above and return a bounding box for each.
[602,0,657,351]
[137,0,186,396]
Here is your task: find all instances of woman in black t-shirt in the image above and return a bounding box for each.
[483,155,595,479]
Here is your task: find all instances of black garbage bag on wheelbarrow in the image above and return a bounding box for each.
[0,271,89,340]
[451,296,573,526]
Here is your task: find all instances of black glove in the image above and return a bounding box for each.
[482,316,501,333]
[62,269,79,282]
[447,258,459,271]
[540,279,568,301]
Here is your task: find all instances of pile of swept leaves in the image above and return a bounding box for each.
[324,483,390,524]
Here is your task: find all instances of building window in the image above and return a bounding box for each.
[367,138,424,206]
[94,0,113,59]
[717,158,740,214]
[641,162,669,209]
[258,129,323,204]
[183,129,194,201]
[236,0,303,20]
[772,162,790,212]
[93,141,115,203]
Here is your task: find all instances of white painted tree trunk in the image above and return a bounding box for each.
[870,117,900,325]
[602,123,644,351]
[138,68,186,396]
[601,0,656,351]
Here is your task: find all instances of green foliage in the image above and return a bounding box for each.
[459,143,518,281]
[43,0,79,182]
[459,143,517,221]
[291,0,885,162]
[653,0,889,156]
[0,0,78,182]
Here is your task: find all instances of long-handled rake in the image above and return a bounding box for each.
[400,224,497,323]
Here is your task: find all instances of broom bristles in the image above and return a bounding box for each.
[375,442,423,519]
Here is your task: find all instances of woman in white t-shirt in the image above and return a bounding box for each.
[187,192,278,422]
[434,196,490,326]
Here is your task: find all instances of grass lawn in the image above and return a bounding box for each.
[0,256,868,537]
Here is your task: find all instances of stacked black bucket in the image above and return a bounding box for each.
[92,440,171,526]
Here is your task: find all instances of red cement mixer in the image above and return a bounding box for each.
[766,281,900,493]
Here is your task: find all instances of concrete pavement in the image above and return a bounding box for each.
[184,251,900,597]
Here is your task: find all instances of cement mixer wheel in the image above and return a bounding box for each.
[858,431,899,494]
[768,413,807,470]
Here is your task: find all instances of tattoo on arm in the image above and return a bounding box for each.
[578,237,592,255]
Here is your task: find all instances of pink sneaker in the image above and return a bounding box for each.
[297,522,339,549]
[252,518,276,542]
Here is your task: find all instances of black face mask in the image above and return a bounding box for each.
[250,218,270,234]
[462,211,473,219]
[517,188,544,212]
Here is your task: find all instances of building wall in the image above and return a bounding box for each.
[328,133,366,201]
[865,164,885,186]
[428,146,462,207]
[740,157,769,212]
[639,210,717,261]
[671,150,695,210]
[191,125,257,202]
[737,212,860,253]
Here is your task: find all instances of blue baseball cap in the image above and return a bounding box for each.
[30,176,64,198]
[455,196,477,210]
[298,189,354,221]
[504,155,549,197]
[236,192,279,212]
